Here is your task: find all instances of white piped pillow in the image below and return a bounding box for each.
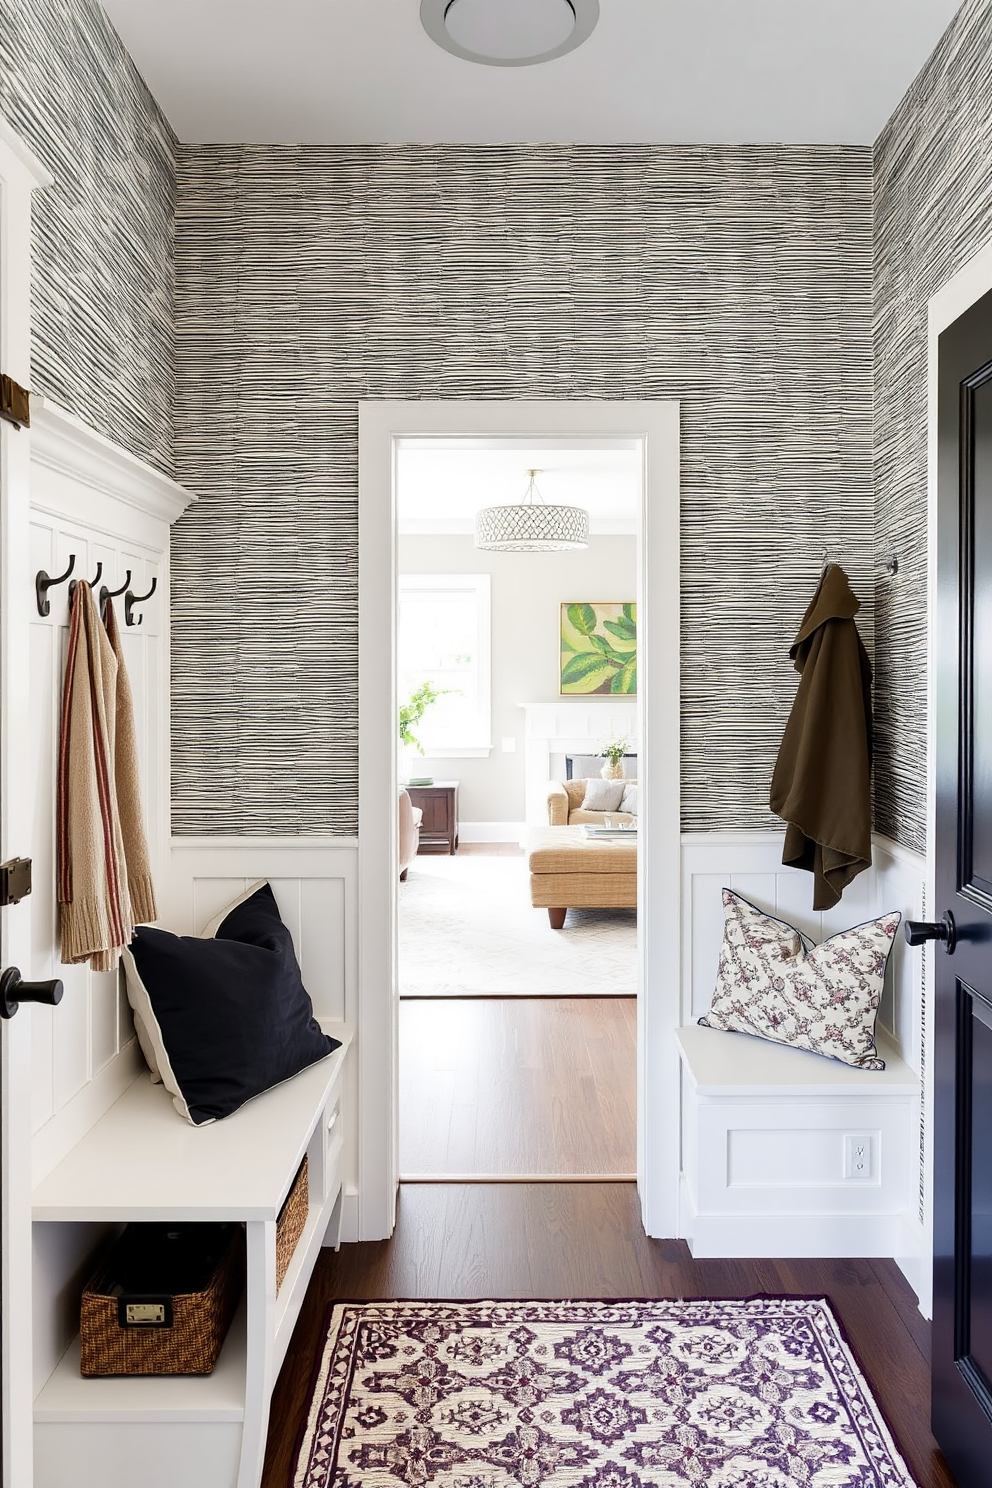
[620,783,638,816]
[699,889,901,1069]
[581,779,626,812]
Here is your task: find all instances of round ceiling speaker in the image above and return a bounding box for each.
[420,0,599,68]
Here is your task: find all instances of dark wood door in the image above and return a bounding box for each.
[932,285,992,1485]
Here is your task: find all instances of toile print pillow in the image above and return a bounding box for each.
[699,889,901,1070]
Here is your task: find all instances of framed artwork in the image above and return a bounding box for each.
[560,602,637,695]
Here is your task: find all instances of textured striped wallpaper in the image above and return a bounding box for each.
[873,0,992,852]
[0,0,176,475]
[173,145,874,836]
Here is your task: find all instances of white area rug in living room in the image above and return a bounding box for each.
[399,853,636,997]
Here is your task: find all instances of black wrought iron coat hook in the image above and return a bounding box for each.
[68,562,103,605]
[36,554,76,616]
[124,576,157,628]
[99,572,131,615]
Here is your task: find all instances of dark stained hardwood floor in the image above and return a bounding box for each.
[261,1182,957,1488]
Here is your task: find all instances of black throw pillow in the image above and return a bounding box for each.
[123,881,340,1125]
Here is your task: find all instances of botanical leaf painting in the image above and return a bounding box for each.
[560,602,637,695]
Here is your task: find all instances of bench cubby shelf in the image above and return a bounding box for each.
[32,1023,352,1488]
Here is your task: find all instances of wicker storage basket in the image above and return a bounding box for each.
[275,1156,308,1292]
[80,1222,243,1377]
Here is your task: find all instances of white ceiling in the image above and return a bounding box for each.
[101,0,960,146]
[396,439,640,534]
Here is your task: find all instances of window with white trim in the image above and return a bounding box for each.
[398,574,492,756]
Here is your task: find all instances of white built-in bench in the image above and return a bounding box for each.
[31,1023,351,1488]
[676,1023,920,1266]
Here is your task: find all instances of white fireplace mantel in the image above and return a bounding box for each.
[519,700,638,826]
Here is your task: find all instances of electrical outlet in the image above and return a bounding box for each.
[501,737,517,753]
[843,1133,874,1181]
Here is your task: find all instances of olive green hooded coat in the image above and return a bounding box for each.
[770,565,872,910]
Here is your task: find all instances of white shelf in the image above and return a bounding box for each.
[33,1025,352,1222]
[676,1024,919,1097]
[35,1300,247,1424]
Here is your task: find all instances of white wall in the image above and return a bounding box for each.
[399,534,636,825]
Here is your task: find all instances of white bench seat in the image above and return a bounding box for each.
[32,1023,352,1488]
[676,1023,920,1269]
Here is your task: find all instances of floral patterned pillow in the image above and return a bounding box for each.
[699,889,901,1069]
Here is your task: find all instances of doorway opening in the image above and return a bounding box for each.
[357,399,680,1241]
[394,437,640,1181]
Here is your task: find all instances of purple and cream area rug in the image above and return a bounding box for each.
[294,1297,918,1487]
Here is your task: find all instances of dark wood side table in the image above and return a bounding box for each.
[407,780,459,855]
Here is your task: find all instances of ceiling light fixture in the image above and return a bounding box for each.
[475,470,589,552]
[420,0,599,68]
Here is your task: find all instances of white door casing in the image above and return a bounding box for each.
[0,113,53,1488]
[357,400,681,1239]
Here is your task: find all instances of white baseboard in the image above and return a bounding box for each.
[336,1188,361,1246]
[682,1184,921,1264]
[894,1217,929,1316]
[458,821,527,844]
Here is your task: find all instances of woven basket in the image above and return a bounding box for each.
[276,1156,309,1292]
[80,1223,243,1377]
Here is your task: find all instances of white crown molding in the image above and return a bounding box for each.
[30,398,196,525]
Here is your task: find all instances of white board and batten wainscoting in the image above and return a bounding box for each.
[25,403,356,1488]
[678,829,928,1310]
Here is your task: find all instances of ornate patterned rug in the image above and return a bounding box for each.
[294,1297,917,1487]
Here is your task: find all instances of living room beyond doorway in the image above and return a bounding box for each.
[399,844,637,1181]
[395,434,640,1181]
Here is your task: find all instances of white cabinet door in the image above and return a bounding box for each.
[0,115,54,1488]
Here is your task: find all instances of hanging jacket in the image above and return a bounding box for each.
[769,564,872,910]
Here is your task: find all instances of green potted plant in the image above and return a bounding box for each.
[399,681,447,783]
[599,733,631,780]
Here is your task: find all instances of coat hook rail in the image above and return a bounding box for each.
[36,555,76,617]
[124,576,157,628]
[68,562,103,605]
[99,572,131,613]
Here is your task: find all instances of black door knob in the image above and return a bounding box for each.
[905,913,957,954]
[0,967,64,1020]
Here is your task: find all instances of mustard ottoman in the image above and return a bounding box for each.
[526,825,637,929]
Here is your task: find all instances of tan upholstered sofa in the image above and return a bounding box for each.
[546,778,636,828]
[399,789,422,881]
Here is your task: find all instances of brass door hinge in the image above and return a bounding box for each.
[0,375,30,429]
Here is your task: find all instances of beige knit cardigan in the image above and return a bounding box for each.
[58,584,157,970]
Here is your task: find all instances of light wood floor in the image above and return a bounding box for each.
[400,997,636,1179]
[261,1184,956,1488]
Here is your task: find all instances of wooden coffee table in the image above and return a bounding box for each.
[526,825,637,928]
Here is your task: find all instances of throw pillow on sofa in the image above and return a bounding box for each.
[581,778,627,812]
[123,880,340,1125]
[699,888,900,1070]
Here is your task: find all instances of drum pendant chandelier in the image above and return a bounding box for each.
[475,470,589,552]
